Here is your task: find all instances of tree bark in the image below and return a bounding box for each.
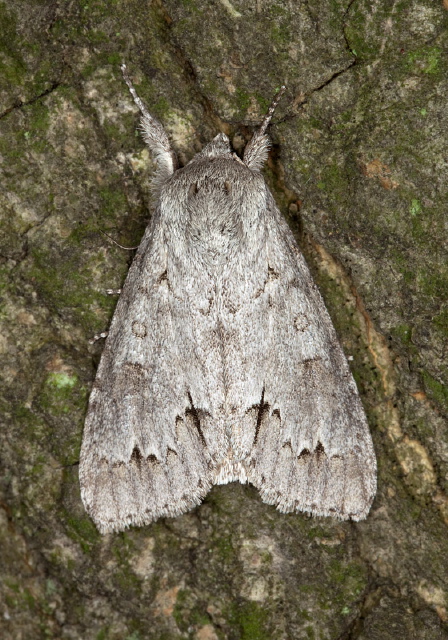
[0,1,447,638]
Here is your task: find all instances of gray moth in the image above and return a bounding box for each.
[79,65,377,534]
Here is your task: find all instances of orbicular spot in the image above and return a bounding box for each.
[132,320,147,338]
[223,180,231,194]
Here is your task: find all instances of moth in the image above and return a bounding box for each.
[79,65,377,534]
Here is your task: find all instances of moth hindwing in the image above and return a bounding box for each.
[79,67,376,534]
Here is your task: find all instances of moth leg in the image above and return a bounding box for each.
[89,331,108,345]
[88,288,121,343]
[100,231,139,251]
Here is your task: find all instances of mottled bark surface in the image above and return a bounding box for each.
[1,1,447,638]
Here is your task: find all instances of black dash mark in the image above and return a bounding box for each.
[130,447,143,466]
[253,388,270,445]
[186,392,207,447]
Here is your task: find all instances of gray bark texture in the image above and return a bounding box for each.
[0,1,447,639]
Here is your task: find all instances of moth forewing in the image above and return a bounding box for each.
[79,69,376,534]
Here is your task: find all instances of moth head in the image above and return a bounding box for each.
[122,65,285,191]
[191,133,233,162]
[188,129,269,173]
[190,86,286,172]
